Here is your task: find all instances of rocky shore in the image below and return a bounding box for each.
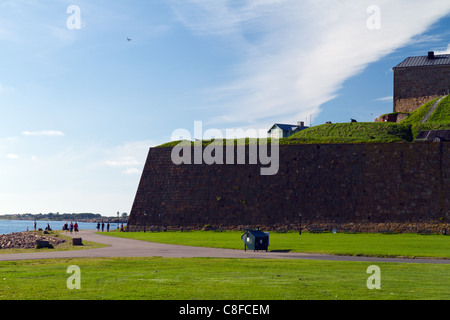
[0,231,66,249]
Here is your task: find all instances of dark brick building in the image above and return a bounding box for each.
[393,51,450,113]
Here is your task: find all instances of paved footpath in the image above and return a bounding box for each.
[0,229,449,264]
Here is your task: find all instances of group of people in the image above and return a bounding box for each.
[96,222,124,232]
[29,221,124,234]
[97,222,110,232]
[31,221,52,232]
[63,221,79,233]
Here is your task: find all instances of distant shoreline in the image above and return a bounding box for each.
[0,220,127,236]
[0,213,127,223]
[0,217,123,223]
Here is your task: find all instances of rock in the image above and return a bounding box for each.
[72,238,83,246]
[0,232,65,250]
[35,240,53,249]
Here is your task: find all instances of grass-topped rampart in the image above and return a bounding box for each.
[156,122,415,147]
[288,122,413,143]
[156,96,450,147]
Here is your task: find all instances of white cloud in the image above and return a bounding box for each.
[122,168,141,175]
[104,141,153,166]
[6,153,19,159]
[374,96,393,103]
[103,140,154,175]
[0,27,12,41]
[170,0,450,127]
[0,84,15,95]
[436,43,450,54]
[22,130,65,136]
[106,157,141,167]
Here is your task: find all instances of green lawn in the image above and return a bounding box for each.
[101,230,450,259]
[1,231,449,300]
[1,257,449,300]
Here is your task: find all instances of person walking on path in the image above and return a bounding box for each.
[69,222,74,233]
[101,222,105,232]
[106,222,110,232]
[74,222,79,233]
[96,222,100,232]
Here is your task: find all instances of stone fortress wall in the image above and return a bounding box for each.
[127,142,449,233]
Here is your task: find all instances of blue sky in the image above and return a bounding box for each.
[1,0,450,215]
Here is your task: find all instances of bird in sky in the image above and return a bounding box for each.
[127,37,132,42]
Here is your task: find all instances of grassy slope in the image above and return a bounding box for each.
[400,96,450,138]
[424,95,450,125]
[402,98,439,125]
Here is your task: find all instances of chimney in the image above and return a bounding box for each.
[297,121,304,127]
[428,51,435,59]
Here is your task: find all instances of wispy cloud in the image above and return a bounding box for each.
[103,140,154,175]
[22,130,65,136]
[0,84,15,95]
[436,43,450,54]
[105,157,140,167]
[122,168,141,175]
[170,0,450,127]
[6,153,19,160]
[374,96,393,103]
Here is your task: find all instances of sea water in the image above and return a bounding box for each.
[0,220,125,235]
